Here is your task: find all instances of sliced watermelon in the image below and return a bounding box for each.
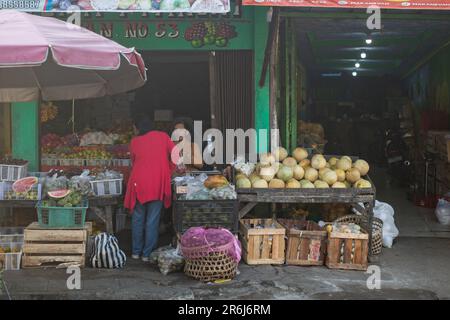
[48,189,71,199]
[12,177,38,193]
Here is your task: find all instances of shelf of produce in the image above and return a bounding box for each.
[40,165,131,182]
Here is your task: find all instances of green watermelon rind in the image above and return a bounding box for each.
[48,189,71,199]
[12,177,38,193]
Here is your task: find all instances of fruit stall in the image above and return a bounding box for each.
[0,156,125,234]
[232,147,378,261]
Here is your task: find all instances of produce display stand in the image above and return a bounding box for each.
[236,176,377,258]
[0,196,121,234]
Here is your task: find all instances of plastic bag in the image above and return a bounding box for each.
[149,245,173,264]
[186,174,209,200]
[373,200,399,248]
[149,245,185,275]
[44,174,69,193]
[233,157,256,177]
[209,185,237,200]
[435,197,450,225]
[69,170,93,196]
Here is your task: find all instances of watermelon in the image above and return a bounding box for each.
[48,189,71,199]
[12,177,38,193]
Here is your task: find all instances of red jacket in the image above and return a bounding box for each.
[124,131,176,211]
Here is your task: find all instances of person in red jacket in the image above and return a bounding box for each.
[124,116,177,261]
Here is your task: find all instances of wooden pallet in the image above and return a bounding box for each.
[239,219,285,265]
[326,231,369,271]
[22,222,91,268]
[278,219,327,266]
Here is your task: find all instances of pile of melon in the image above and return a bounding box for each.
[235,147,371,189]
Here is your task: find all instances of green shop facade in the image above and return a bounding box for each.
[5,5,272,171]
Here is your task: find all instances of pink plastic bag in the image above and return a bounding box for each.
[181,227,241,263]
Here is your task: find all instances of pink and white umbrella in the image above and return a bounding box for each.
[0,10,147,102]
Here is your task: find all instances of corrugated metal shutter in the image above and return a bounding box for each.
[210,50,254,131]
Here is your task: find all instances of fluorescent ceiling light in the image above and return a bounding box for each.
[321,72,342,77]
[360,52,367,59]
[355,62,361,68]
[365,39,373,45]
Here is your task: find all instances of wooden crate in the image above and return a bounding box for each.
[22,222,91,268]
[278,219,327,266]
[239,219,285,265]
[326,230,369,271]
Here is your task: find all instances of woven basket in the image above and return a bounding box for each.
[184,251,238,282]
[334,214,383,255]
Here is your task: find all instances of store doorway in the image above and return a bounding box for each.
[279,11,450,235]
[132,50,254,134]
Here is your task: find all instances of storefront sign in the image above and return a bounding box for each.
[83,21,238,48]
[242,0,450,10]
[0,0,231,13]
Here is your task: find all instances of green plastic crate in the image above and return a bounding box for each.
[36,200,88,229]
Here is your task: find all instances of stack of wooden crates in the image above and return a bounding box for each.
[426,131,450,196]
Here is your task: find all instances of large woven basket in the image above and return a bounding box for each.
[334,214,383,255]
[184,251,238,282]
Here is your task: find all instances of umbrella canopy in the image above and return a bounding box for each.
[0,10,147,102]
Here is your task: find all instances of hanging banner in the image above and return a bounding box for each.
[241,0,450,10]
[0,0,231,13]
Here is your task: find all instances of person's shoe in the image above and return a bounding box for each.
[142,257,149,262]
[131,254,140,260]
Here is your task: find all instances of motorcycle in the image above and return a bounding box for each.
[384,128,412,186]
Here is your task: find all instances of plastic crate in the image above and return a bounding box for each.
[36,200,88,228]
[41,158,59,166]
[90,178,123,196]
[0,241,23,271]
[0,181,42,200]
[0,163,28,181]
[111,159,131,167]
[173,199,239,234]
[86,159,112,167]
[59,159,85,167]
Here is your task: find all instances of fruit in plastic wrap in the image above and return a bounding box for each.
[204,175,229,189]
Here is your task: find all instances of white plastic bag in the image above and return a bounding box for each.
[435,197,450,225]
[373,200,399,248]
[149,245,185,275]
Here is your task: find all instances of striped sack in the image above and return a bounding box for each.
[90,233,126,268]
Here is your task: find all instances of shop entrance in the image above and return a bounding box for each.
[278,12,450,178]
[132,50,254,133]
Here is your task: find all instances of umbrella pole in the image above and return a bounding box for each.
[72,99,75,134]
[67,99,75,134]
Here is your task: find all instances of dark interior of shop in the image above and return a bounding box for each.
[132,51,211,130]
[292,15,450,167]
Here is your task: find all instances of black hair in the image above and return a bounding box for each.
[134,116,154,136]
[173,117,194,135]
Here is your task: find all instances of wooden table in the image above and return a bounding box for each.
[236,182,377,257]
[0,196,122,234]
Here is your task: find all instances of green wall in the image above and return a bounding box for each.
[11,102,39,172]
[253,7,270,152]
